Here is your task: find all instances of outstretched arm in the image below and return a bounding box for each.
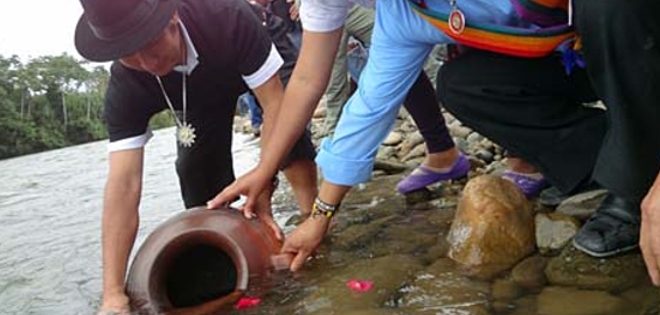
[207,28,343,211]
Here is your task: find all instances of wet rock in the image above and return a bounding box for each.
[555,189,608,221]
[399,258,492,315]
[536,286,625,315]
[299,255,424,315]
[535,212,581,255]
[545,246,646,292]
[447,175,535,279]
[402,188,436,204]
[383,132,403,146]
[511,255,549,291]
[492,277,524,301]
[333,215,401,250]
[343,175,402,206]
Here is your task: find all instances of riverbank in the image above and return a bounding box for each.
[233,104,659,315]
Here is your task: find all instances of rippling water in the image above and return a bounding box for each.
[0,127,276,315]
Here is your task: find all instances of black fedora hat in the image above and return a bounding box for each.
[75,0,178,62]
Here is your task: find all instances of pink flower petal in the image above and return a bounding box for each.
[346,280,373,292]
[234,297,262,310]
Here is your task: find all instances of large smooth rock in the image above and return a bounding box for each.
[447,175,535,279]
[545,245,647,292]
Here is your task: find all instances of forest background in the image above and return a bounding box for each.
[0,54,173,159]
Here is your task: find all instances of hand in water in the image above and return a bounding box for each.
[97,293,130,315]
[281,215,331,271]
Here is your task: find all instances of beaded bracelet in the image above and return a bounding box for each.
[312,197,340,218]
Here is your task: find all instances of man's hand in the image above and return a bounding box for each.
[641,170,660,286]
[280,215,331,271]
[207,167,273,219]
[288,1,299,21]
[253,183,285,241]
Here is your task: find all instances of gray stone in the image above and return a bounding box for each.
[556,189,608,221]
[535,212,581,255]
[383,131,403,146]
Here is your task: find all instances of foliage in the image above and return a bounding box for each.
[0,53,177,160]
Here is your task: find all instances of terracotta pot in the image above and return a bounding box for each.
[126,207,290,315]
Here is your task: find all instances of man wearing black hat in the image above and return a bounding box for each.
[74,0,317,312]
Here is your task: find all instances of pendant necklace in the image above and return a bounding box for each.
[156,73,196,147]
[448,0,466,35]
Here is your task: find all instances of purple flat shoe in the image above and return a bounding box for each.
[501,171,549,199]
[396,154,470,194]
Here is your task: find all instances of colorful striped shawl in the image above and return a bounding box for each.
[409,0,575,58]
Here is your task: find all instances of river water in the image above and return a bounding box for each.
[0,127,284,315]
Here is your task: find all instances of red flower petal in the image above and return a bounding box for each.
[234,297,262,310]
[346,280,374,292]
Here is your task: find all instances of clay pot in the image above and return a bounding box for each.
[126,207,290,315]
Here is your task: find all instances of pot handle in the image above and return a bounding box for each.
[270,253,294,271]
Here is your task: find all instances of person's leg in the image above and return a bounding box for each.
[396,71,468,194]
[316,0,447,186]
[437,49,606,195]
[246,93,263,136]
[322,5,376,136]
[571,0,660,257]
[279,129,318,215]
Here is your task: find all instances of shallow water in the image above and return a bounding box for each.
[0,128,292,314]
[1,127,658,315]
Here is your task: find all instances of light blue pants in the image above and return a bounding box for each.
[316,0,452,185]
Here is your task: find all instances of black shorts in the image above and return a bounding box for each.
[175,114,315,208]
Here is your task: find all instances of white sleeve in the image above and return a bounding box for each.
[107,129,153,152]
[300,0,350,32]
[242,44,284,89]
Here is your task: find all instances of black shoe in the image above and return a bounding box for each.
[572,193,640,257]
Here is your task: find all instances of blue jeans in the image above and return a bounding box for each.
[237,92,262,128]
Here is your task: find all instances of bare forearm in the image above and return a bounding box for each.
[318,180,351,209]
[101,182,141,296]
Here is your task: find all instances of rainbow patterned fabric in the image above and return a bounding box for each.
[409,0,575,58]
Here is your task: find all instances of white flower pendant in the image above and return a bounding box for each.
[177,122,196,147]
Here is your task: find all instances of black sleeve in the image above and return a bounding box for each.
[104,62,161,142]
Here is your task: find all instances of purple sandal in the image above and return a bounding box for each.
[396,154,470,194]
[501,171,549,199]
